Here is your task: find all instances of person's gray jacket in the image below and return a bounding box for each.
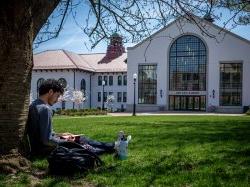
[26,99,65,154]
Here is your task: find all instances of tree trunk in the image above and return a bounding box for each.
[0,1,60,158]
[0,2,60,175]
[0,1,34,157]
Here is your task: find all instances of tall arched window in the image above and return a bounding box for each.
[118,75,122,85]
[169,35,207,111]
[58,78,67,89]
[169,35,206,91]
[58,78,67,109]
[81,79,86,93]
[37,78,45,98]
[123,75,127,85]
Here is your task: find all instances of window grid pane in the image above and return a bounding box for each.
[220,63,242,106]
[117,92,122,102]
[109,76,113,86]
[138,65,157,104]
[81,79,86,93]
[98,76,102,86]
[98,92,101,102]
[169,35,206,91]
[118,76,122,86]
[104,76,108,85]
[123,75,127,85]
[123,92,127,102]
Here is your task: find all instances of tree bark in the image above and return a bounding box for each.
[0,0,60,158]
[0,1,34,156]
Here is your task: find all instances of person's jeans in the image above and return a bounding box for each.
[78,136,115,155]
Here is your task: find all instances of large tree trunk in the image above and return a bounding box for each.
[0,1,34,156]
[0,0,60,173]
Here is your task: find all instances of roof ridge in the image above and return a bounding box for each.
[80,53,105,55]
[33,49,65,55]
[63,50,96,72]
[79,55,96,70]
[62,50,80,69]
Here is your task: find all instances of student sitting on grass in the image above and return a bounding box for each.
[26,79,115,156]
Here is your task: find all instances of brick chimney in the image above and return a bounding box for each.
[99,33,125,63]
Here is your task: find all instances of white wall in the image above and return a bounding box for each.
[91,72,127,111]
[31,69,75,109]
[31,70,128,111]
[74,70,91,109]
[127,19,250,112]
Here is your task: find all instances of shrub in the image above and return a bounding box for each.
[246,109,250,115]
[55,108,107,116]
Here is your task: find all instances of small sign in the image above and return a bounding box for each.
[169,91,206,95]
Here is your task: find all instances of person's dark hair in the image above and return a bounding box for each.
[39,79,64,96]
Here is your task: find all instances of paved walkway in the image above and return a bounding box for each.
[108,111,245,116]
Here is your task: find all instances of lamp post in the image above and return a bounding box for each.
[102,80,105,110]
[132,73,137,116]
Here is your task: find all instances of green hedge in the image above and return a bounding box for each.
[55,108,107,116]
[246,109,250,115]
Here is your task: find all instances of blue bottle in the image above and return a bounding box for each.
[116,135,131,160]
[118,140,128,160]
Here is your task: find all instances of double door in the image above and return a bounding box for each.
[169,95,206,111]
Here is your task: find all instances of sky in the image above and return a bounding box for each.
[33,3,250,55]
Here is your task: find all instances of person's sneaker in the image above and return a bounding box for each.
[127,135,132,142]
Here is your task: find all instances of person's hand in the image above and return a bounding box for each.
[66,135,75,142]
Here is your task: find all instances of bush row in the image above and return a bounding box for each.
[246,109,250,115]
[55,109,107,116]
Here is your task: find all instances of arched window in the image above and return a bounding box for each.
[37,78,45,98]
[81,79,86,93]
[169,35,207,91]
[123,75,127,85]
[98,76,102,86]
[58,78,67,89]
[58,78,67,109]
[109,76,113,86]
[169,35,207,111]
[118,75,122,86]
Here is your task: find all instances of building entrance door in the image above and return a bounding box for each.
[169,95,206,111]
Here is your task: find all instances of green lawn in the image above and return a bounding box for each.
[1,115,250,187]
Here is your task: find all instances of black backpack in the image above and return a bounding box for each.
[47,142,103,175]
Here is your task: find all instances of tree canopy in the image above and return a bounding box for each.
[34,0,250,49]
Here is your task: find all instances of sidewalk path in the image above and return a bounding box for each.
[108,111,245,116]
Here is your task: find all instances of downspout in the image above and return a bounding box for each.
[90,73,92,108]
[73,69,75,109]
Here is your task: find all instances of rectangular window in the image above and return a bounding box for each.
[109,76,113,86]
[220,63,242,106]
[98,92,101,102]
[117,92,122,102]
[104,76,108,85]
[138,65,157,104]
[109,92,113,96]
[104,92,107,102]
[123,75,127,85]
[98,76,102,86]
[118,75,122,86]
[123,92,127,102]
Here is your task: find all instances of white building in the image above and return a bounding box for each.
[32,34,128,111]
[127,16,250,113]
[32,16,250,113]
